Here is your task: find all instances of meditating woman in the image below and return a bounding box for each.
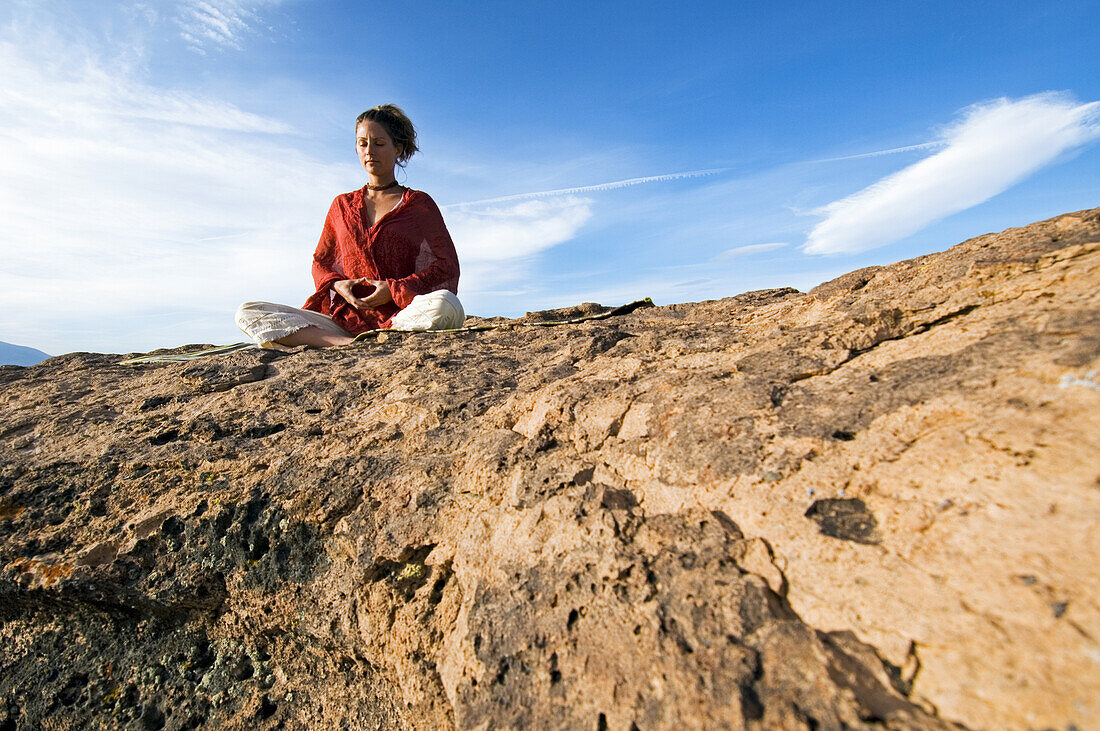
[236,104,463,348]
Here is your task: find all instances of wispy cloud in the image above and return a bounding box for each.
[714,242,787,259]
[804,93,1100,255]
[445,197,594,262]
[174,0,280,53]
[0,30,351,353]
[443,168,729,208]
[809,142,945,163]
[0,17,601,351]
[439,168,730,299]
[443,197,594,300]
[0,37,292,133]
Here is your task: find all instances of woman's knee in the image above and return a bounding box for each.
[433,290,465,325]
[392,290,465,331]
[235,301,271,330]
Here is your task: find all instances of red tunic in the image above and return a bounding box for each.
[302,187,460,333]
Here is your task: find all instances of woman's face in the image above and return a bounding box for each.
[356,120,402,178]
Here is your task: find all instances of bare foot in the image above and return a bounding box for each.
[272,326,355,348]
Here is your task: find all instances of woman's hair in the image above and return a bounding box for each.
[356,104,418,165]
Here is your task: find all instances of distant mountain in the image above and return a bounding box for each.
[0,341,51,366]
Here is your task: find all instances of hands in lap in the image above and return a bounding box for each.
[334,278,393,311]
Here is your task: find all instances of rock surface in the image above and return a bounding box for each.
[2,207,1099,730]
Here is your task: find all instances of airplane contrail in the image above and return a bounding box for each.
[809,141,945,163]
[442,168,731,209]
[442,140,944,209]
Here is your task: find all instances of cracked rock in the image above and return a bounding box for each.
[1,207,1099,729]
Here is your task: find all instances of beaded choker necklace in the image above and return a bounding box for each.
[365,180,401,191]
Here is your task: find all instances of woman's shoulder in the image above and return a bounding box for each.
[335,187,364,204]
[402,188,443,212]
[322,188,361,217]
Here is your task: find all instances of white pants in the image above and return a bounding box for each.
[235,290,465,347]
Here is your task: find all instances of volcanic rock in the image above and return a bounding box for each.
[1,207,1098,730]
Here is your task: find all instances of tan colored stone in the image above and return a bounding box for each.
[1,207,1098,729]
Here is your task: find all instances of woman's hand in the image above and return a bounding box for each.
[359,279,392,308]
[333,278,393,310]
[333,278,370,310]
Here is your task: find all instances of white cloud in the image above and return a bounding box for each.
[174,0,281,53]
[0,23,600,352]
[0,36,292,134]
[804,93,1100,255]
[442,197,594,303]
[445,197,593,264]
[714,242,787,259]
[0,33,354,354]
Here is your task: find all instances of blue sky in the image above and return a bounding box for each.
[1,0,1098,355]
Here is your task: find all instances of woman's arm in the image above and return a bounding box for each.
[302,198,348,314]
[384,193,461,309]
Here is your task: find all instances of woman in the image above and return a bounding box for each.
[236,104,463,348]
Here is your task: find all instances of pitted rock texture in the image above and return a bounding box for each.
[2,207,1099,730]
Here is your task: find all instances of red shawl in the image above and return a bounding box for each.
[302,187,460,333]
